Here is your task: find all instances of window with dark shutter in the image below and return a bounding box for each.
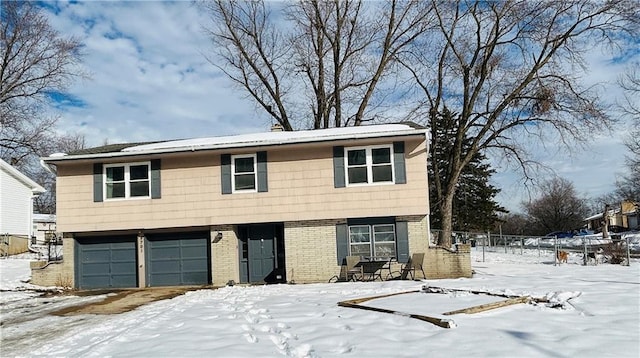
[222,152,268,194]
[99,161,154,201]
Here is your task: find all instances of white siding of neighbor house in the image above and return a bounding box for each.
[0,159,45,237]
[1,166,37,237]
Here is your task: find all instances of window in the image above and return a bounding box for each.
[348,224,396,258]
[104,162,150,200]
[232,154,257,192]
[221,152,267,194]
[345,145,394,185]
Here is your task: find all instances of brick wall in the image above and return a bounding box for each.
[284,216,430,283]
[211,225,239,285]
[284,219,343,283]
[30,236,75,288]
[425,244,472,279]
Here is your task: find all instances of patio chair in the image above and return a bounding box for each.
[399,253,426,280]
[329,255,362,282]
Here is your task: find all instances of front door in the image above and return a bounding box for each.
[239,223,285,283]
[248,225,276,283]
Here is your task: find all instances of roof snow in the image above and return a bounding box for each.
[42,123,426,162]
[122,123,423,153]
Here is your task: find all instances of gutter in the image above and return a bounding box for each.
[40,158,57,175]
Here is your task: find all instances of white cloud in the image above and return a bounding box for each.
[43,1,266,146]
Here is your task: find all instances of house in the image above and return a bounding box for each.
[585,201,639,232]
[620,201,639,230]
[33,123,471,289]
[0,159,46,255]
[32,213,57,244]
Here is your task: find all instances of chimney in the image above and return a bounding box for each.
[270,123,284,132]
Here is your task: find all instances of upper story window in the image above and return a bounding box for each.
[345,145,394,185]
[221,152,267,195]
[104,162,150,200]
[232,154,257,192]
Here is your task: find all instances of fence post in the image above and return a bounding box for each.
[482,238,485,263]
[626,237,631,266]
[554,236,558,266]
[484,231,488,262]
[582,238,587,266]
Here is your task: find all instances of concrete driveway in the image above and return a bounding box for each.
[54,286,210,315]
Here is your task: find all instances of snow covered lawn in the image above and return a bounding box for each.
[1,250,639,357]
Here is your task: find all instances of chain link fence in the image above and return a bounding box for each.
[430,229,639,266]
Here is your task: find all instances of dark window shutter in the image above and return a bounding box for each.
[93,163,103,202]
[336,223,349,265]
[333,146,345,188]
[257,151,268,192]
[393,141,406,184]
[221,154,232,194]
[396,221,409,263]
[150,159,161,199]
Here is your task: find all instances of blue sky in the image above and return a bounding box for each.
[39,1,635,214]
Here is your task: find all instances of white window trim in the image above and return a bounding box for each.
[103,161,151,201]
[344,145,395,187]
[348,223,397,258]
[231,153,258,193]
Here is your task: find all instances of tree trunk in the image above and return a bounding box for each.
[437,190,455,248]
[602,204,610,239]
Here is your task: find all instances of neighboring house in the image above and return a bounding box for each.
[0,159,46,255]
[585,201,639,232]
[35,123,471,289]
[32,213,57,244]
[620,201,639,230]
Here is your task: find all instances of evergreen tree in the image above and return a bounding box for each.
[429,108,506,232]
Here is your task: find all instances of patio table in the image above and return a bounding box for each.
[356,257,393,281]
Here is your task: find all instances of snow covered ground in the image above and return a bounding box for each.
[1,249,639,357]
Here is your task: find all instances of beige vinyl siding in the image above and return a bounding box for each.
[55,137,428,233]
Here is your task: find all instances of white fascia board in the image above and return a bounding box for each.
[0,159,46,194]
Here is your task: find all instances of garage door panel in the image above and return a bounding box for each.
[82,249,111,262]
[151,261,181,274]
[152,247,179,259]
[181,246,206,257]
[77,237,137,289]
[146,234,209,287]
[111,262,135,274]
[82,262,110,272]
[111,248,135,261]
[182,259,207,271]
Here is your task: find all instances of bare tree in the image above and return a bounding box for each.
[496,212,532,236]
[32,133,86,214]
[1,1,84,164]
[616,62,640,202]
[523,177,588,236]
[618,61,640,121]
[400,0,638,246]
[201,0,431,130]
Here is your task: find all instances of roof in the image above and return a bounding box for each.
[33,213,56,223]
[42,123,427,163]
[68,142,160,155]
[0,159,46,194]
[584,208,621,221]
